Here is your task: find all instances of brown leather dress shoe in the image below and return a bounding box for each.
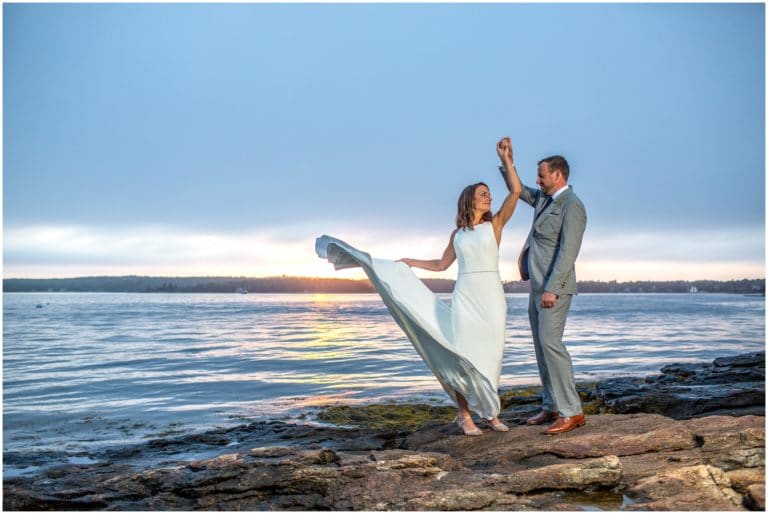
[544,413,586,435]
[526,410,559,426]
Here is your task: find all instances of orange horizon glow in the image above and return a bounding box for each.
[4,263,765,283]
[3,224,764,283]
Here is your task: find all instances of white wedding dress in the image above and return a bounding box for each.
[315,221,507,418]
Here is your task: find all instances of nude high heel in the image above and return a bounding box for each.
[453,414,483,436]
[484,417,509,432]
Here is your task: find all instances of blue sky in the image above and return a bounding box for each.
[3,2,765,281]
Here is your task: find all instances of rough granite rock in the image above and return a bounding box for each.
[403,488,521,511]
[683,415,765,470]
[3,352,765,511]
[744,484,765,511]
[593,352,765,419]
[624,464,744,511]
[727,468,766,491]
[478,455,623,493]
[404,413,697,461]
[5,412,762,511]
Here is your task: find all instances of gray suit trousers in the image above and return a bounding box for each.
[528,291,582,417]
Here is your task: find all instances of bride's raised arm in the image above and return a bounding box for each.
[397,229,458,272]
[493,137,522,230]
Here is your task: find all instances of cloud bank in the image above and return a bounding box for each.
[3,223,763,281]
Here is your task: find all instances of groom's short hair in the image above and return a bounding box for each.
[538,155,570,181]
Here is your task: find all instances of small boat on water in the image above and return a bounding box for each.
[235,288,248,294]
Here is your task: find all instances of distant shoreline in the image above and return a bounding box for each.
[3,276,764,295]
[4,290,767,296]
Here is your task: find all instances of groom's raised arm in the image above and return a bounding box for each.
[499,164,538,207]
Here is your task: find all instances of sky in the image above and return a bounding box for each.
[2,1,765,282]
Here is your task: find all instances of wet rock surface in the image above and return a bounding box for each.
[4,352,764,511]
[592,351,765,419]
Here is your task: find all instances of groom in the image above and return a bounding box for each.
[498,138,587,435]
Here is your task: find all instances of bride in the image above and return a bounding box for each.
[316,137,521,435]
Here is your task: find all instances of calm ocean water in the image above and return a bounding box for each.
[3,292,764,476]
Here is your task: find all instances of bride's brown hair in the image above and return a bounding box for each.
[456,182,492,230]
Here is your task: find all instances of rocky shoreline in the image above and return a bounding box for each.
[4,352,765,511]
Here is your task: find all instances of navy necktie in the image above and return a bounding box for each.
[535,196,553,220]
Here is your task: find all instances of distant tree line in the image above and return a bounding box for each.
[503,279,765,294]
[3,276,375,293]
[570,279,765,294]
[3,276,764,294]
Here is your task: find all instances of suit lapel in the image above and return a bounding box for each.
[521,186,572,253]
[534,200,559,227]
[533,186,571,228]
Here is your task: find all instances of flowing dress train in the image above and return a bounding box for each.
[315,221,507,418]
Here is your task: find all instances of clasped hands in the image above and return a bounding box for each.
[496,136,513,164]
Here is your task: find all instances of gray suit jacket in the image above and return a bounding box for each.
[519,183,586,295]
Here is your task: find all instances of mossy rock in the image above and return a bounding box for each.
[499,386,543,409]
[500,382,600,411]
[577,383,599,401]
[582,400,607,415]
[316,403,456,431]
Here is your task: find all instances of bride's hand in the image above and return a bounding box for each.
[396,258,413,267]
[496,139,506,160]
[504,137,513,161]
[496,137,513,163]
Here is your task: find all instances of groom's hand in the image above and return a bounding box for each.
[496,136,513,164]
[541,291,558,308]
